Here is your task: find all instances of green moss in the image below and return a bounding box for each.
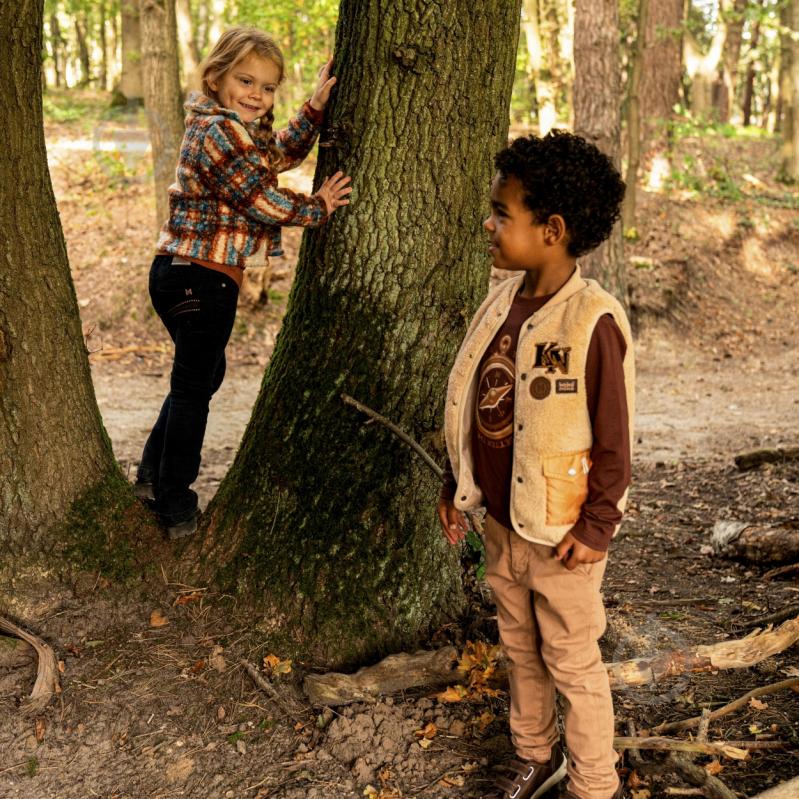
[56,468,158,580]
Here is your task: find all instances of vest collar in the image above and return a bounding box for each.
[504,265,587,318]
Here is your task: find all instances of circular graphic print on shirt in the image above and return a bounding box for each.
[476,335,515,446]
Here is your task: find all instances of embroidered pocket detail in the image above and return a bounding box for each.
[542,450,591,526]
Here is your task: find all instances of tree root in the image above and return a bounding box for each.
[0,616,59,713]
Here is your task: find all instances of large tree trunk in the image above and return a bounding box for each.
[779,0,799,180]
[175,0,201,86]
[139,0,184,229]
[639,0,683,187]
[120,0,144,104]
[0,0,147,559]
[573,0,626,305]
[199,0,523,668]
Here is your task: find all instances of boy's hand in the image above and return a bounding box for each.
[553,531,606,571]
[310,58,336,110]
[437,498,468,546]
[314,171,352,215]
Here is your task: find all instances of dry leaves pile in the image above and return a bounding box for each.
[436,641,503,704]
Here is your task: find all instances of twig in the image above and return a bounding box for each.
[664,790,705,797]
[633,598,716,607]
[653,677,799,734]
[341,393,443,478]
[625,720,644,769]
[239,659,302,722]
[742,603,799,629]
[613,737,748,760]
[763,562,799,581]
[667,755,737,799]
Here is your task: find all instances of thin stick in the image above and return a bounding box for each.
[239,659,301,722]
[763,562,799,581]
[613,737,748,760]
[742,603,799,628]
[342,394,442,478]
[653,677,799,734]
[668,756,737,799]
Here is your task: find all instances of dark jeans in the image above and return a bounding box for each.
[138,255,239,523]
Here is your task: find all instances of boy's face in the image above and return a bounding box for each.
[483,174,554,272]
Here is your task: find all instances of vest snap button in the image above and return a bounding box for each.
[527,323,533,330]
[461,495,467,501]
[517,476,523,483]
[518,424,524,431]
[520,373,527,380]
[568,468,577,476]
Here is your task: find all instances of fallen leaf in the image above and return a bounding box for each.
[749,698,768,710]
[414,722,437,740]
[149,609,169,627]
[473,710,495,732]
[263,654,281,669]
[273,659,292,675]
[189,659,206,674]
[263,654,292,675]
[208,646,226,673]
[34,718,46,743]
[217,706,226,721]
[705,760,724,776]
[439,774,465,787]
[436,685,468,703]
[418,737,432,749]
[57,660,65,674]
[174,592,203,606]
[363,786,378,798]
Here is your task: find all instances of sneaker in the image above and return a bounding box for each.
[166,510,199,540]
[490,743,567,799]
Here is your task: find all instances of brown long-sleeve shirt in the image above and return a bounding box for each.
[441,292,630,551]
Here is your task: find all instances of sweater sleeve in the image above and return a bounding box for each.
[197,118,327,228]
[273,101,325,173]
[569,314,631,552]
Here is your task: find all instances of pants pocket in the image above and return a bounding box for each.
[542,450,591,526]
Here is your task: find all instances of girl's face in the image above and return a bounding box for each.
[209,53,281,123]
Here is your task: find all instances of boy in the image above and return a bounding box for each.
[438,131,632,799]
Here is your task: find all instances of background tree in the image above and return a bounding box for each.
[175,0,201,85]
[780,0,799,179]
[139,0,184,228]
[199,0,524,667]
[0,0,153,560]
[573,0,626,303]
[119,0,143,103]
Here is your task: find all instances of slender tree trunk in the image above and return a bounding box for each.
[623,0,649,233]
[120,0,144,103]
[742,6,763,127]
[139,0,184,229]
[175,0,200,86]
[99,0,108,91]
[639,0,683,186]
[74,14,91,86]
[716,0,748,122]
[0,0,150,561]
[49,13,63,89]
[200,0,523,668]
[522,0,556,133]
[573,0,626,304]
[779,0,799,180]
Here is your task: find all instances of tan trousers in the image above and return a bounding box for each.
[484,515,619,799]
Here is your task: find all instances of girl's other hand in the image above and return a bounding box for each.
[315,171,352,215]
[310,58,337,111]
[437,498,469,546]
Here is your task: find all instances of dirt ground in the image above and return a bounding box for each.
[1,94,797,798]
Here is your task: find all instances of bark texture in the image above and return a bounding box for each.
[0,0,143,560]
[201,0,523,667]
[140,0,184,228]
[573,0,627,304]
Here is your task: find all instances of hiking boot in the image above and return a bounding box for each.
[133,480,156,507]
[490,743,567,799]
[166,510,199,540]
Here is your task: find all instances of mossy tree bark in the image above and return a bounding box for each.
[573,0,627,306]
[0,0,154,570]
[201,0,522,667]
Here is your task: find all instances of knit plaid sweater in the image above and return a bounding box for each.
[156,92,327,269]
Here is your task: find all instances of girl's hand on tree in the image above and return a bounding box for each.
[437,498,468,546]
[553,531,606,571]
[315,171,352,215]
[310,58,337,111]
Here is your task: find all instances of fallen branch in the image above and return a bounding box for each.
[749,776,799,799]
[0,635,36,668]
[734,447,799,471]
[0,617,59,713]
[653,676,799,734]
[742,604,799,630]
[762,562,799,581]
[667,755,737,799]
[240,659,302,721]
[711,520,799,564]
[613,737,748,760]
[304,647,458,707]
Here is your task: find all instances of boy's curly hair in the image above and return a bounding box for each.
[494,130,625,257]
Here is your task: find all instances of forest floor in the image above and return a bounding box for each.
[1,91,798,798]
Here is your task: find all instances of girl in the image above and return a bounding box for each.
[135,26,352,539]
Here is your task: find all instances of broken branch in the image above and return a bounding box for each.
[0,616,59,713]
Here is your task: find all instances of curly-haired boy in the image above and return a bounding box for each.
[438,131,632,799]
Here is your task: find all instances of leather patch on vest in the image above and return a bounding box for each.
[530,376,551,400]
[556,378,578,394]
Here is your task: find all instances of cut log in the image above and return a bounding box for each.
[749,777,799,799]
[734,446,799,471]
[0,617,59,713]
[711,520,799,564]
[0,635,36,668]
[304,647,458,706]
[305,617,799,705]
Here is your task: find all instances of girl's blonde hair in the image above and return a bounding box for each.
[199,27,285,160]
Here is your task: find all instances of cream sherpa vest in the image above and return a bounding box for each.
[444,266,635,547]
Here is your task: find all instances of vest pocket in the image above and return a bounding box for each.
[542,451,591,526]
